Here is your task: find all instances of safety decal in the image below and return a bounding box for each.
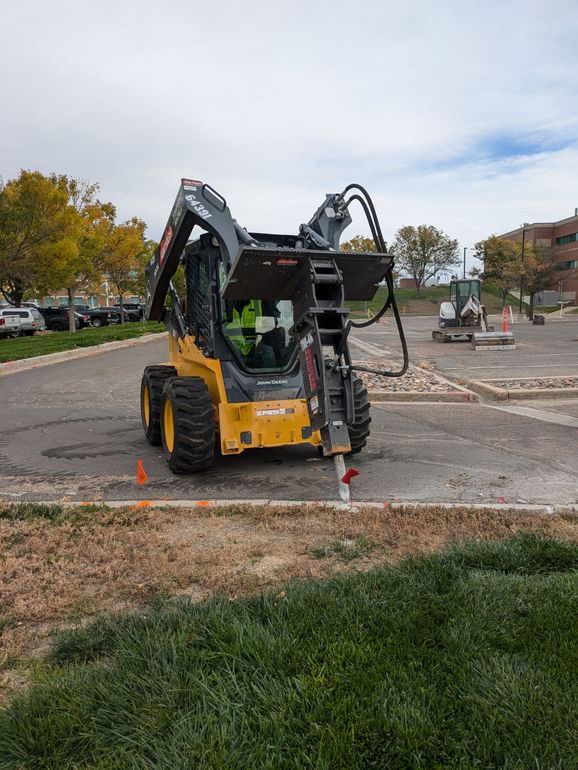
[159,224,173,265]
[255,408,295,416]
[305,346,317,392]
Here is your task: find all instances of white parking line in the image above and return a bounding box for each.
[487,403,578,429]
[350,337,392,357]
[443,363,578,371]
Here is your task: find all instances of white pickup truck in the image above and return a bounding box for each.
[0,313,22,336]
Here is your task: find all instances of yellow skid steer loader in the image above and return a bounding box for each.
[141,180,408,499]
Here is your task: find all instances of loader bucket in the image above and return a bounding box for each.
[471,331,516,351]
[221,246,393,301]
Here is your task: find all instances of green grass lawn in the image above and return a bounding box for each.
[0,322,165,363]
[348,285,511,317]
[1,535,576,769]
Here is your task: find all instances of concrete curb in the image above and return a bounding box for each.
[0,332,167,378]
[467,378,578,402]
[4,498,576,514]
[369,390,478,402]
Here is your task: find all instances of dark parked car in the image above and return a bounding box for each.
[39,307,91,332]
[113,303,143,322]
[84,307,121,327]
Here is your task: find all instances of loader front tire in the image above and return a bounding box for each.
[161,377,215,473]
[141,365,177,445]
[348,376,371,455]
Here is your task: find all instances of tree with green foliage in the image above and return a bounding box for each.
[391,225,459,297]
[0,171,79,306]
[101,217,148,323]
[340,235,377,253]
[510,241,554,320]
[52,175,116,331]
[474,235,517,307]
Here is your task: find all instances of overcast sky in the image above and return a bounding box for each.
[2,0,577,274]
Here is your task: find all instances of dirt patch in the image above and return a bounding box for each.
[1,502,577,700]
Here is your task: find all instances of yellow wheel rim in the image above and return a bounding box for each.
[163,398,175,453]
[143,385,150,428]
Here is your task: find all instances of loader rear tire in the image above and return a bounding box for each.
[161,377,215,473]
[141,365,177,445]
[348,376,371,455]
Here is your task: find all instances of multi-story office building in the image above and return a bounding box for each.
[497,210,578,304]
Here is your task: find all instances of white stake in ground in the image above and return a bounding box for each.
[333,454,350,502]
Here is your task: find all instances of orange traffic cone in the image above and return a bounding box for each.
[136,460,148,485]
[502,307,509,332]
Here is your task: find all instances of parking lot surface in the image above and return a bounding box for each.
[1,326,577,506]
[355,315,578,380]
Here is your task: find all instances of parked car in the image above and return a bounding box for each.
[39,307,91,332]
[0,313,22,337]
[0,306,46,335]
[113,303,143,322]
[84,307,121,327]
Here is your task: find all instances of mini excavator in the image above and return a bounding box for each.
[142,180,408,501]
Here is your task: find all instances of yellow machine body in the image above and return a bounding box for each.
[167,335,321,455]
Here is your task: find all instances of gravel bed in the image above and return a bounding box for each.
[355,359,462,393]
[489,377,578,391]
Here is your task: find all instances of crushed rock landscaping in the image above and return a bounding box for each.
[356,359,463,393]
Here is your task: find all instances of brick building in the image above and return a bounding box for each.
[497,210,578,305]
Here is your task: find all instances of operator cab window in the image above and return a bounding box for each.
[218,264,297,374]
[458,281,480,301]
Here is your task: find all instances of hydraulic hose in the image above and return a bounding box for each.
[338,184,409,378]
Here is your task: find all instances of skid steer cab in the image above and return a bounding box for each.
[140,180,408,498]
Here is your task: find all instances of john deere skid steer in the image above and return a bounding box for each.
[142,180,408,499]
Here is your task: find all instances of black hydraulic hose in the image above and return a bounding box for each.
[342,183,387,251]
[351,270,408,378]
[339,184,409,378]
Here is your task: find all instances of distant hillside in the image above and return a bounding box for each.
[347,285,511,317]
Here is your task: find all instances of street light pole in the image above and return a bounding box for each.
[518,226,526,314]
[463,246,468,279]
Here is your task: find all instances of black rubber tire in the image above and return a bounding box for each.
[92,317,103,328]
[161,377,215,473]
[347,376,371,455]
[141,365,177,445]
[50,321,65,332]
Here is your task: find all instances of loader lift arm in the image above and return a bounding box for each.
[145,179,250,321]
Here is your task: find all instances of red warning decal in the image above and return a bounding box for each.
[159,224,173,265]
[277,258,299,266]
[181,178,203,186]
[305,346,317,392]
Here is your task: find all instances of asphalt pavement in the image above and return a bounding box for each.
[1,324,577,505]
[357,315,578,380]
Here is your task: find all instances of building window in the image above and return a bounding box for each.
[554,260,578,271]
[555,233,577,245]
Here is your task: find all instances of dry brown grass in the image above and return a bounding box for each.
[1,502,577,700]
